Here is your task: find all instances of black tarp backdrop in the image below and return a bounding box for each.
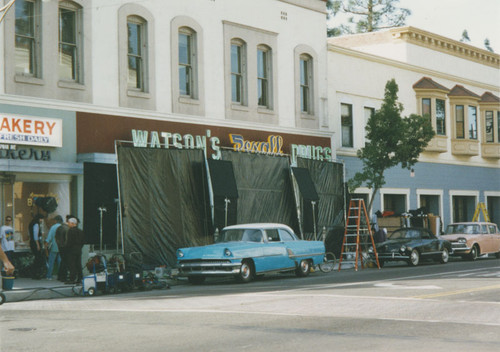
[207,159,239,230]
[221,150,300,234]
[116,146,212,266]
[297,157,345,255]
[83,162,118,247]
[291,167,319,235]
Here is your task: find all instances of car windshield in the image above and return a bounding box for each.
[388,229,423,240]
[219,229,264,243]
[445,224,479,235]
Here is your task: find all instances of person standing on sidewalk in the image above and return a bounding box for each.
[0,246,15,288]
[65,217,85,284]
[28,214,45,280]
[45,215,63,280]
[55,215,72,282]
[0,216,15,263]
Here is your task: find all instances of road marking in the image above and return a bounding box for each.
[374,283,441,290]
[413,284,500,299]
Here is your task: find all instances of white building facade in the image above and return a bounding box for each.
[329,27,500,227]
[0,0,332,247]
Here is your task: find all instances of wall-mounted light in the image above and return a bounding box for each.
[410,169,415,177]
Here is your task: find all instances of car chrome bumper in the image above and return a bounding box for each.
[450,245,471,254]
[373,252,409,260]
[177,261,241,276]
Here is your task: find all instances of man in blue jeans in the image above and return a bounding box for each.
[45,215,63,280]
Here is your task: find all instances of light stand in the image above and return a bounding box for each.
[98,206,107,252]
[311,200,317,241]
[224,197,231,227]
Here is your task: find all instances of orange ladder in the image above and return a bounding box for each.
[338,198,380,271]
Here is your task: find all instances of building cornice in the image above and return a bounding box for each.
[328,44,500,94]
[0,94,334,139]
[391,27,500,69]
[278,0,327,14]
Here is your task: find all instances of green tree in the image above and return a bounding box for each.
[327,0,411,37]
[348,79,435,215]
[460,29,471,43]
[484,38,494,53]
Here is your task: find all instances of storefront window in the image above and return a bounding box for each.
[0,180,71,248]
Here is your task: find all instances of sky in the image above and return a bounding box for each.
[398,0,500,52]
[329,0,500,53]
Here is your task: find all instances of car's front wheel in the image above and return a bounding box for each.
[237,260,254,283]
[468,245,479,261]
[408,249,420,266]
[295,259,310,277]
[439,247,449,264]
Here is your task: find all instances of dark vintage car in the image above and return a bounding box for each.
[369,227,452,266]
[176,223,325,284]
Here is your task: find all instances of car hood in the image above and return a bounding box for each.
[440,234,476,241]
[177,242,262,260]
[376,239,421,251]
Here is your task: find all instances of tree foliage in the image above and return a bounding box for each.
[460,29,471,43]
[327,0,411,37]
[484,38,494,53]
[348,79,435,214]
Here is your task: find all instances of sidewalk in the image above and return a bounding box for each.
[1,275,180,304]
[1,277,80,304]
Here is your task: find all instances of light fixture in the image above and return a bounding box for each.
[410,169,415,177]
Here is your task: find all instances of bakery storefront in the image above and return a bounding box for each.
[0,107,81,272]
[77,112,345,266]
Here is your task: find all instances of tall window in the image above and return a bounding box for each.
[257,46,271,108]
[231,41,245,104]
[422,98,431,120]
[178,28,195,97]
[468,106,477,139]
[455,105,465,139]
[59,2,81,82]
[15,0,38,76]
[127,16,146,91]
[436,99,446,136]
[341,103,353,147]
[300,55,312,113]
[485,111,494,142]
[498,112,500,143]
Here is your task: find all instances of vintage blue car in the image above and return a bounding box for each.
[176,223,325,284]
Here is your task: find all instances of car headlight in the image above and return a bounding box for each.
[224,248,232,257]
[177,249,184,258]
[458,237,466,243]
[400,245,407,253]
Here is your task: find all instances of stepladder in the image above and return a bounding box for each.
[472,202,490,222]
[338,198,380,271]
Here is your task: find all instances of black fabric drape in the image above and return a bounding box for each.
[297,158,345,254]
[117,146,212,266]
[83,162,118,246]
[221,150,299,234]
[208,159,239,230]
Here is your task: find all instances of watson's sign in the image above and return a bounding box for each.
[131,129,332,164]
[0,114,63,147]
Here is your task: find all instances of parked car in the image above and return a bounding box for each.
[440,222,500,260]
[369,227,452,267]
[176,223,325,284]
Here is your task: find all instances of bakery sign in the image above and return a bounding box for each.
[0,114,63,147]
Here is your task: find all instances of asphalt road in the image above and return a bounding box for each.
[1,257,499,351]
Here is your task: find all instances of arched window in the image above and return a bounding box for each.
[231,39,247,104]
[127,15,147,91]
[59,1,83,82]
